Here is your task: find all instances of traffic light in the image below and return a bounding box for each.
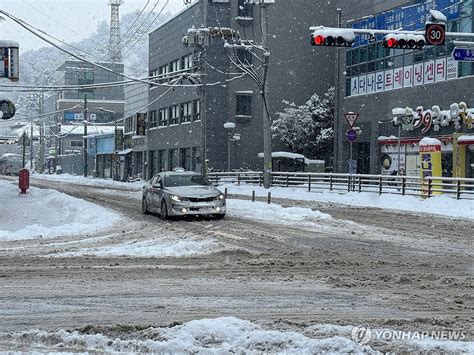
[383,34,426,49]
[310,28,355,47]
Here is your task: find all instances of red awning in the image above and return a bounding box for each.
[457,135,474,145]
[378,135,453,145]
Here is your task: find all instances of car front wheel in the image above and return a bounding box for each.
[160,200,168,220]
[142,197,150,215]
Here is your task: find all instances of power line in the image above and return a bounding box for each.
[120,0,162,52]
[118,0,152,48]
[5,72,246,123]
[48,75,185,140]
[0,9,164,88]
[122,0,170,57]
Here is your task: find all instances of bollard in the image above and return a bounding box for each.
[224,187,228,199]
[267,192,271,204]
[252,190,255,202]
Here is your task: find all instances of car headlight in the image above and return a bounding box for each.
[171,195,181,202]
[218,194,225,200]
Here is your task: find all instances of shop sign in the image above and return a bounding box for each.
[452,133,466,179]
[393,102,474,134]
[419,139,442,197]
[349,57,458,97]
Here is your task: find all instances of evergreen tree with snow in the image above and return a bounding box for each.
[272,87,334,163]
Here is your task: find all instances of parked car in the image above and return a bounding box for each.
[142,171,226,219]
[0,153,22,175]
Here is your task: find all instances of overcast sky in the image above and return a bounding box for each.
[0,0,188,52]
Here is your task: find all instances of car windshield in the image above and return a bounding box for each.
[164,175,210,187]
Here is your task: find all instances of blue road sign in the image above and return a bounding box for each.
[346,129,358,142]
[452,48,474,62]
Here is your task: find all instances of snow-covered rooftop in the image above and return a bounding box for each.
[60,125,121,136]
[419,137,442,146]
[258,151,324,165]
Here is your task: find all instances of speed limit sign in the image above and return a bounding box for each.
[425,23,446,46]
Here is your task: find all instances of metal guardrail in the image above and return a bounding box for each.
[207,171,474,200]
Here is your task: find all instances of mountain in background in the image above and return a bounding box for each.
[10,9,171,116]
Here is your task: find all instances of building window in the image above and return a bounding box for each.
[169,59,180,73]
[237,0,252,17]
[168,149,179,170]
[159,108,168,126]
[150,69,158,81]
[78,89,94,100]
[180,102,192,123]
[125,116,135,134]
[181,54,194,71]
[192,147,200,171]
[236,94,252,117]
[180,148,192,171]
[193,100,200,121]
[169,105,179,125]
[159,65,169,82]
[237,48,252,65]
[71,140,83,147]
[149,110,157,128]
[157,150,167,172]
[149,150,157,177]
[78,70,94,85]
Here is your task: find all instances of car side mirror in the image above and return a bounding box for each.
[153,182,163,189]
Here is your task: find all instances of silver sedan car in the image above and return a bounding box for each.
[142,171,226,219]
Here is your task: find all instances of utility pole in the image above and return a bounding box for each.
[333,8,342,173]
[83,94,88,177]
[21,132,27,168]
[38,92,44,172]
[260,2,272,189]
[30,113,34,170]
[55,112,60,172]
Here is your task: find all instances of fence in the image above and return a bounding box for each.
[207,171,474,200]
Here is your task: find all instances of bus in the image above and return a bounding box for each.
[0,153,23,175]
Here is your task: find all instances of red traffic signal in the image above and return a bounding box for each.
[385,37,397,48]
[311,34,325,46]
[310,28,355,47]
[383,34,425,49]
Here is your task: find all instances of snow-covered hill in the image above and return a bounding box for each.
[8,9,170,115]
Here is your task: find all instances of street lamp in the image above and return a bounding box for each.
[224,122,236,171]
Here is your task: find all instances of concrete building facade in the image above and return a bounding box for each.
[124,82,148,179]
[145,0,343,177]
[48,60,125,175]
[334,0,474,178]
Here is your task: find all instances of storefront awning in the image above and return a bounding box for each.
[457,135,474,145]
[117,148,133,155]
[377,135,452,145]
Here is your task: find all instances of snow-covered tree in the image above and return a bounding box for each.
[272,87,334,162]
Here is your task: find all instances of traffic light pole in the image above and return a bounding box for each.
[201,0,208,176]
[310,26,474,39]
[333,8,342,173]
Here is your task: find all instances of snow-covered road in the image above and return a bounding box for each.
[0,175,472,353]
